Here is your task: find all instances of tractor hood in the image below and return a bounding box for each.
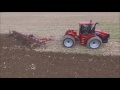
[95,29,108,35]
[95,29,110,40]
[65,30,77,36]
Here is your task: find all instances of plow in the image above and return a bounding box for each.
[9,30,54,48]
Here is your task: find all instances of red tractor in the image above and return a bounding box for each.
[63,20,110,49]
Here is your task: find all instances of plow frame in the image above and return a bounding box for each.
[9,30,54,48]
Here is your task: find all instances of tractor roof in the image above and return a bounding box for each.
[79,22,94,25]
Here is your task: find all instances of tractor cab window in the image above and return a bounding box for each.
[80,24,89,34]
[79,24,92,34]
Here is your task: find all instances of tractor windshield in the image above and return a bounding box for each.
[79,24,92,34]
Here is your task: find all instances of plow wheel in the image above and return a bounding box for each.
[87,36,102,49]
[63,35,75,48]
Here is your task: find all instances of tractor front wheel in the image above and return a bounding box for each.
[87,36,102,49]
[63,35,75,48]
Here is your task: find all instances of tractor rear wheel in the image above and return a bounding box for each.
[87,36,102,49]
[63,35,75,48]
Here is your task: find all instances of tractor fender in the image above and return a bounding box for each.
[65,30,78,41]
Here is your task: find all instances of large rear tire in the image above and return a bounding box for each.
[63,35,75,48]
[87,36,102,49]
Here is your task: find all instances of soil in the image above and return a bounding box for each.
[0,34,119,78]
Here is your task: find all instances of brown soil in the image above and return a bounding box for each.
[0,34,120,78]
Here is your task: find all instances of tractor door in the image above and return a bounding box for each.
[79,24,95,44]
[80,33,96,45]
[79,33,88,44]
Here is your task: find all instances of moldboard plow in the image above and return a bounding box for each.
[9,30,54,48]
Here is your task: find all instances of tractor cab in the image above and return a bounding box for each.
[78,20,99,45]
[79,20,97,34]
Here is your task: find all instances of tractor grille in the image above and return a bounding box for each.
[102,34,110,43]
[106,34,110,39]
